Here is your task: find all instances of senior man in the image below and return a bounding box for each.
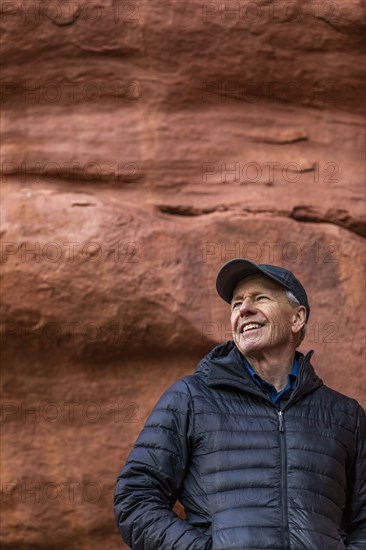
[114,259,366,549]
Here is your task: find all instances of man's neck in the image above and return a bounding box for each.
[244,348,296,392]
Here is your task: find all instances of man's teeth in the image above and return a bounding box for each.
[242,323,262,333]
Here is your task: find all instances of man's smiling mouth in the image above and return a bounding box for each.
[241,322,264,333]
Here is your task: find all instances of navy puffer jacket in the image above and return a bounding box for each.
[114,341,366,549]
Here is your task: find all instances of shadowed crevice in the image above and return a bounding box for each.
[156,203,365,238]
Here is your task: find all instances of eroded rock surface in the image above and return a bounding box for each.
[1,0,365,548]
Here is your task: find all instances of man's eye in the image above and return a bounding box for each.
[257,295,269,301]
[231,302,241,309]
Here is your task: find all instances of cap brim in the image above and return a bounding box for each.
[216,259,290,303]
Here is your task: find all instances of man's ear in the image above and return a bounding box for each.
[292,306,306,334]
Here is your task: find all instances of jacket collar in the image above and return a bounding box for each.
[196,340,322,402]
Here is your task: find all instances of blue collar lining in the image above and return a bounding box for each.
[243,357,298,405]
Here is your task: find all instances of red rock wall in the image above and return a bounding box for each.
[1,1,365,548]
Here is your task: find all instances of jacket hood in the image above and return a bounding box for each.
[195,340,323,402]
[196,340,237,374]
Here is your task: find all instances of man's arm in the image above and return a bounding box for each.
[114,379,211,550]
[344,405,366,549]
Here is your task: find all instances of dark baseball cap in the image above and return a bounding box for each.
[216,258,310,321]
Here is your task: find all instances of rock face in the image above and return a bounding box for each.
[1,1,365,548]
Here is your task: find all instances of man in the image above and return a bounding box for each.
[114,258,366,549]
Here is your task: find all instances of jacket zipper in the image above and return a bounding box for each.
[278,408,290,550]
[278,410,284,432]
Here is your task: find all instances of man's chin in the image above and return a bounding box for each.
[234,334,263,355]
[237,330,263,343]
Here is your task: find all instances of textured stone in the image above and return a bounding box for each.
[1,0,365,548]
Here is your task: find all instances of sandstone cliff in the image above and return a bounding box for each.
[1,1,365,548]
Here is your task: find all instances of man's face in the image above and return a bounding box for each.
[230,275,304,357]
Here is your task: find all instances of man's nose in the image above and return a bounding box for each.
[239,298,257,316]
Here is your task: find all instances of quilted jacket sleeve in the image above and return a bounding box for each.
[114,379,211,550]
[345,404,366,549]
